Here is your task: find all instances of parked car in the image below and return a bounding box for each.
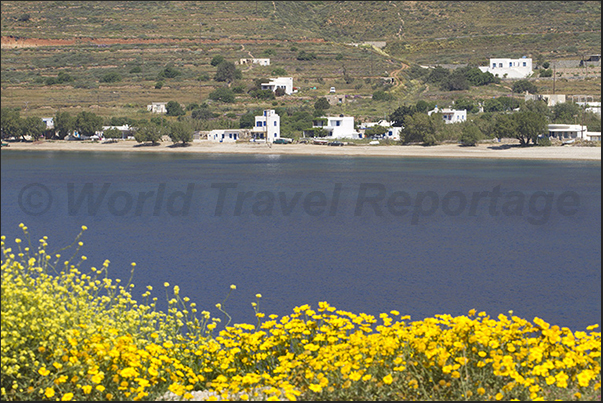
[330,87,336,93]
[328,141,344,146]
[273,138,292,144]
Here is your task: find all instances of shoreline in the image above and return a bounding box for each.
[2,140,601,161]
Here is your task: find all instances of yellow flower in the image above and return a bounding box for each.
[477,387,486,395]
[38,367,50,376]
[61,392,74,401]
[309,384,322,393]
[82,385,92,394]
[45,388,55,398]
[495,392,503,400]
[383,374,393,385]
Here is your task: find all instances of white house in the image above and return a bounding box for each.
[41,117,54,130]
[250,109,281,142]
[207,129,247,142]
[359,120,401,140]
[238,58,270,66]
[479,57,533,79]
[261,77,294,95]
[307,115,361,139]
[99,125,132,139]
[547,124,600,142]
[525,93,566,107]
[427,106,467,124]
[147,102,167,114]
[576,101,601,116]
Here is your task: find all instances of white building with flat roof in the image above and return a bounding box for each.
[479,57,533,79]
[309,115,361,139]
[260,77,294,95]
[547,124,600,142]
[147,102,167,114]
[250,109,281,142]
[207,129,246,142]
[427,106,467,124]
[239,58,270,66]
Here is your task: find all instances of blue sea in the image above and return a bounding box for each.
[1,150,601,331]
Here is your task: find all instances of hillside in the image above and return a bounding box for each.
[1,1,600,125]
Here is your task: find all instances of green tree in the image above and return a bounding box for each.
[54,111,75,140]
[210,55,225,67]
[134,123,163,145]
[272,67,287,76]
[239,111,257,129]
[249,89,275,100]
[155,81,164,89]
[1,108,22,140]
[483,98,504,113]
[75,111,103,137]
[165,101,185,116]
[551,102,582,123]
[389,105,416,127]
[514,110,547,146]
[103,127,122,140]
[460,124,482,146]
[512,79,538,94]
[192,107,215,120]
[100,72,122,83]
[21,116,46,141]
[401,113,443,145]
[158,66,181,79]
[441,69,470,91]
[492,113,519,140]
[208,87,235,103]
[168,121,193,145]
[215,61,241,83]
[314,98,330,111]
[57,71,74,83]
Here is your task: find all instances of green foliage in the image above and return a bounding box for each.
[208,87,236,103]
[515,110,547,146]
[157,66,181,79]
[453,98,479,114]
[191,107,216,120]
[372,90,395,102]
[103,127,123,139]
[238,111,257,129]
[75,111,103,137]
[210,55,225,67]
[249,89,275,100]
[537,135,552,146]
[512,79,538,94]
[198,73,210,82]
[155,81,164,89]
[214,61,241,83]
[129,66,142,74]
[165,101,185,117]
[21,116,46,141]
[100,72,122,83]
[539,69,553,77]
[54,111,75,140]
[460,124,482,146]
[335,53,343,60]
[168,121,193,144]
[297,50,317,61]
[365,125,389,138]
[401,112,445,145]
[314,97,330,111]
[551,102,582,123]
[1,108,22,139]
[271,67,287,76]
[134,122,164,144]
[389,105,417,127]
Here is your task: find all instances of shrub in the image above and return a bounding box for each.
[100,72,122,83]
[155,81,164,89]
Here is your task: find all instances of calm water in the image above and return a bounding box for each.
[1,150,601,331]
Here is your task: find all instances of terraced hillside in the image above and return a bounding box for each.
[1,1,600,125]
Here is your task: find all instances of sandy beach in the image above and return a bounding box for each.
[2,140,601,161]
